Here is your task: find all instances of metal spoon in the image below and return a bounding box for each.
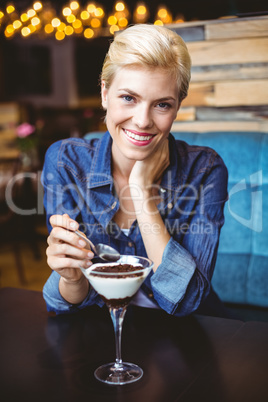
[75,230,120,262]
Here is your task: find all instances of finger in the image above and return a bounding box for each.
[47,242,94,260]
[47,255,92,271]
[49,226,88,249]
[49,214,79,231]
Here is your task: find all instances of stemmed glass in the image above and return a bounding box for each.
[81,255,154,385]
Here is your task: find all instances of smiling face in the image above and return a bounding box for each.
[101,66,180,167]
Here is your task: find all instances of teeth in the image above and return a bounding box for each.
[124,129,153,141]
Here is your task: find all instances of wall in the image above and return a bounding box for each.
[169,15,268,132]
[1,15,267,133]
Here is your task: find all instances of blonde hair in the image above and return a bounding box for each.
[101,24,191,103]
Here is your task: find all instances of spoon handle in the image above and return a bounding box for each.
[74,230,96,254]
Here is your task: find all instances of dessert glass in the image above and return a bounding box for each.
[81,255,154,385]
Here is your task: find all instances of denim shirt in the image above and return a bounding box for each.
[41,132,228,316]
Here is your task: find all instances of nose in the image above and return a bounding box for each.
[133,104,153,129]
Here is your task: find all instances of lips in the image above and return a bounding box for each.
[123,129,155,146]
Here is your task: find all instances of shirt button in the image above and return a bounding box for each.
[167,202,173,209]
[148,292,154,298]
[111,201,117,209]
[128,241,133,247]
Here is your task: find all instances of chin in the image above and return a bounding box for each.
[124,147,152,161]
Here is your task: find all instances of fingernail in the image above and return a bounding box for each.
[87,251,94,258]
[78,239,86,247]
[86,260,92,267]
[70,221,77,228]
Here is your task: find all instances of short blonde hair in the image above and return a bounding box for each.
[101,24,191,103]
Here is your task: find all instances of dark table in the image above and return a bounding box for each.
[1,288,268,402]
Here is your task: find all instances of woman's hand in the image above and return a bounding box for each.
[46,214,94,303]
[128,139,171,271]
[129,139,170,192]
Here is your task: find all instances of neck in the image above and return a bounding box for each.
[112,158,134,180]
[111,145,135,180]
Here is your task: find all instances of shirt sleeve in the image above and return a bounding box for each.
[41,140,81,232]
[41,141,103,314]
[43,271,103,314]
[150,154,228,316]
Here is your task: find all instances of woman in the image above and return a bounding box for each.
[42,24,228,316]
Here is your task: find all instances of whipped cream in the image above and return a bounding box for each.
[83,263,148,300]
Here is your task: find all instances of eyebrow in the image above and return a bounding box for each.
[118,88,177,102]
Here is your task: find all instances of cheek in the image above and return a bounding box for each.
[106,106,119,124]
[107,103,129,125]
[157,114,175,134]
[106,105,125,132]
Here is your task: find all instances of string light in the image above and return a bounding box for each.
[1,1,175,40]
[33,2,43,12]
[91,18,101,28]
[81,10,90,20]
[31,17,41,27]
[21,26,31,37]
[109,24,119,35]
[115,2,125,12]
[51,18,61,28]
[66,14,76,23]
[27,9,36,18]
[73,19,82,29]
[55,30,65,40]
[6,5,15,14]
[154,19,164,26]
[28,24,37,33]
[84,27,94,38]
[87,4,96,14]
[64,25,74,35]
[6,24,14,34]
[57,22,66,32]
[44,23,53,34]
[156,5,172,24]
[95,7,104,17]
[118,17,128,27]
[110,1,130,31]
[107,15,117,25]
[13,20,22,30]
[63,7,72,17]
[70,1,80,11]
[133,2,149,23]
[74,25,83,34]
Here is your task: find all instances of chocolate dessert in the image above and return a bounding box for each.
[91,263,144,278]
[87,263,146,308]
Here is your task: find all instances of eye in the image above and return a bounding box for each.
[157,102,172,110]
[122,95,134,103]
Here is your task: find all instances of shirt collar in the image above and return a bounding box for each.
[87,131,114,189]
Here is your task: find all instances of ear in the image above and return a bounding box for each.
[101,80,108,109]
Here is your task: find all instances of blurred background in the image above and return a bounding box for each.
[0,0,267,292]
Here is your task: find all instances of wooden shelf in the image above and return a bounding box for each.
[167,15,268,132]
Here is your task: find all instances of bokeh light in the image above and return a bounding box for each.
[0,1,176,40]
